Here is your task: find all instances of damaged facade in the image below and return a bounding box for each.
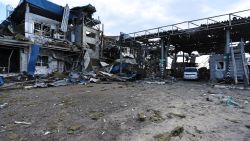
[0,0,101,76]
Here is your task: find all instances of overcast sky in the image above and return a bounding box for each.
[1,0,250,35]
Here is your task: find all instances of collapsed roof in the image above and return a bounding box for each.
[0,0,100,27]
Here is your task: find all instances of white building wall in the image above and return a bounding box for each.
[25,10,60,43]
[20,48,29,72]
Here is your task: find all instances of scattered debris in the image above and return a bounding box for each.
[194,126,203,134]
[33,82,48,88]
[167,112,186,119]
[67,124,81,134]
[79,80,88,85]
[225,118,240,123]
[149,110,165,123]
[245,125,250,129]
[44,131,51,135]
[7,132,18,140]
[14,121,32,125]
[244,101,249,104]
[214,85,250,91]
[88,111,104,120]
[154,126,184,141]
[145,81,166,85]
[224,96,243,108]
[48,79,68,87]
[0,103,8,109]
[137,113,147,122]
[24,86,34,89]
[90,78,100,83]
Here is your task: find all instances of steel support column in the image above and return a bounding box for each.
[160,39,166,78]
[225,30,230,54]
[224,29,231,82]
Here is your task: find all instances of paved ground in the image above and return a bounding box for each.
[0,81,250,141]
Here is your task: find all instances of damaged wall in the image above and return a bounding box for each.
[34,49,73,75]
[82,26,100,59]
[20,48,29,72]
[25,9,62,44]
[209,54,227,81]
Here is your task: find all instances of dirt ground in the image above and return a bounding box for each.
[0,81,250,141]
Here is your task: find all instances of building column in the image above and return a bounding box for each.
[224,29,231,82]
[160,39,166,78]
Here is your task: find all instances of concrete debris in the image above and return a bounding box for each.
[14,121,32,125]
[24,86,34,89]
[194,126,203,134]
[44,131,51,135]
[0,103,8,109]
[88,111,104,120]
[79,80,88,85]
[7,132,18,140]
[214,85,250,91]
[245,125,250,129]
[145,81,166,85]
[137,113,147,121]
[100,62,109,67]
[167,112,186,119]
[149,110,165,123]
[67,124,81,134]
[90,78,100,83]
[154,126,184,141]
[99,71,113,77]
[48,79,68,87]
[34,82,48,88]
[244,101,249,104]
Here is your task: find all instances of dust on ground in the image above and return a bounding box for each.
[0,81,250,141]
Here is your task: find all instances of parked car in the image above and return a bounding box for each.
[183,67,198,80]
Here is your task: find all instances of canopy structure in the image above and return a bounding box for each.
[123,9,250,54]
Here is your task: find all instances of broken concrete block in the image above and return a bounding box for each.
[244,101,249,104]
[170,126,184,137]
[88,111,104,120]
[137,113,146,121]
[0,103,8,109]
[67,124,81,134]
[167,112,186,119]
[149,110,165,123]
[8,132,18,140]
[154,132,171,141]
[194,126,203,134]
[90,78,100,83]
[154,126,184,141]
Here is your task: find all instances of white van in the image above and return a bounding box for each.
[183,67,198,80]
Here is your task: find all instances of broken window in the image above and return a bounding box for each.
[216,61,225,70]
[86,31,96,38]
[54,29,65,40]
[34,23,42,35]
[87,43,96,51]
[34,22,52,38]
[36,56,49,67]
[42,25,51,37]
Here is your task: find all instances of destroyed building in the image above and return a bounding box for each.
[0,0,101,76]
[120,11,250,85]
